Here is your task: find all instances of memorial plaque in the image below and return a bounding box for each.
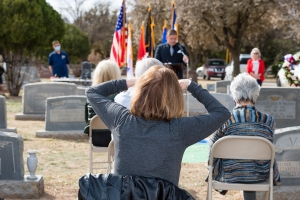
[274,126,300,185]
[22,82,77,114]
[45,96,86,131]
[0,132,24,180]
[81,62,92,80]
[0,96,6,128]
[215,80,231,93]
[255,88,300,128]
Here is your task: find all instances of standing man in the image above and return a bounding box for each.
[48,40,70,78]
[154,29,188,79]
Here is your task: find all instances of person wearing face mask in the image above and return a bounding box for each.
[154,29,188,79]
[48,40,70,78]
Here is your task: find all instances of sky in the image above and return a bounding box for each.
[46,0,124,22]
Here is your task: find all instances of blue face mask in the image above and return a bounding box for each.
[54,46,61,51]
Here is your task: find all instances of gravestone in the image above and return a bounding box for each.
[0,132,24,180]
[21,66,41,84]
[206,84,216,92]
[81,61,92,80]
[39,68,51,78]
[215,80,231,93]
[274,126,300,185]
[15,82,77,120]
[0,131,44,199]
[77,86,87,96]
[255,88,300,128]
[257,126,300,200]
[0,96,17,133]
[36,96,88,139]
[184,92,234,116]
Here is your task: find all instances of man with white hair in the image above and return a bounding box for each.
[114,58,164,109]
[208,73,281,200]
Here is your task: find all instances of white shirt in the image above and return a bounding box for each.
[252,60,259,74]
[114,87,134,109]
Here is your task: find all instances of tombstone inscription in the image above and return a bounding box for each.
[274,126,300,185]
[255,88,300,128]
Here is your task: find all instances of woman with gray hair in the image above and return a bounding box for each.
[246,47,265,86]
[114,57,164,109]
[208,73,280,200]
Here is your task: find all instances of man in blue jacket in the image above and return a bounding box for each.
[48,40,69,78]
[154,30,188,79]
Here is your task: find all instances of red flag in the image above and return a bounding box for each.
[137,25,146,60]
[110,1,127,67]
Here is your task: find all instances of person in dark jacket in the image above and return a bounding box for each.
[83,60,121,147]
[154,29,188,79]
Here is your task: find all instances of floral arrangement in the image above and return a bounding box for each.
[282,52,300,87]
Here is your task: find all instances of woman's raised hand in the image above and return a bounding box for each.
[178,79,191,90]
[126,78,137,88]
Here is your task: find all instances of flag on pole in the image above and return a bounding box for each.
[145,6,155,57]
[162,20,167,43]
[126,23,134,78]
[171,1,178,36]
[171,2,177,29]
[110,0,127,67]
[137,22,146,60]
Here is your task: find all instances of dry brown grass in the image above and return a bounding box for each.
[5,96,243,200]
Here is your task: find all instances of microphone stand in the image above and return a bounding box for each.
[179,50,190,117]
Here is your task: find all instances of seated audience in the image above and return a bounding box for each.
[86,65,230,186]
[114,57,164,109]
[83,60,121,147]
[208,73,280,200]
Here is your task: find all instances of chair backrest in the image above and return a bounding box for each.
[209,136,275,166]
[89,115,108,136]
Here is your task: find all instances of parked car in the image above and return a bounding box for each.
[202,59,226,80]
[196,66,203,77]
[276,64,300,87]
[225,54,251,80]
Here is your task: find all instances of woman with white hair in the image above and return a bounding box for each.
[114,57,164,109]
[246,47,265,86]
[208,73,280,200]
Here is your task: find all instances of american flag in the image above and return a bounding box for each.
[110,1,127,67]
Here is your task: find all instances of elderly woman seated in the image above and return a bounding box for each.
[208,73,280,200]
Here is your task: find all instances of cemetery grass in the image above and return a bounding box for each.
[6,96,243,200]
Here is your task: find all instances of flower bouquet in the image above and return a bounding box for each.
[281,52,300,87]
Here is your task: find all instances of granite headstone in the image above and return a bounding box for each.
[0,96,6,129]
[81,62,92,80]
[15,82,77,121]
[0,132,24,180]
[0,96,17,133]
[274,126,300,185]
[77,86,87,96]
[255,88,300,128]
[21,66,40,84]
[206,84,216,92]
[215,80,231,93]
[184,92,234,115]
[36,96,88,139]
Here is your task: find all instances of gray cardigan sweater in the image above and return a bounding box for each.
[86,79,230,185]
